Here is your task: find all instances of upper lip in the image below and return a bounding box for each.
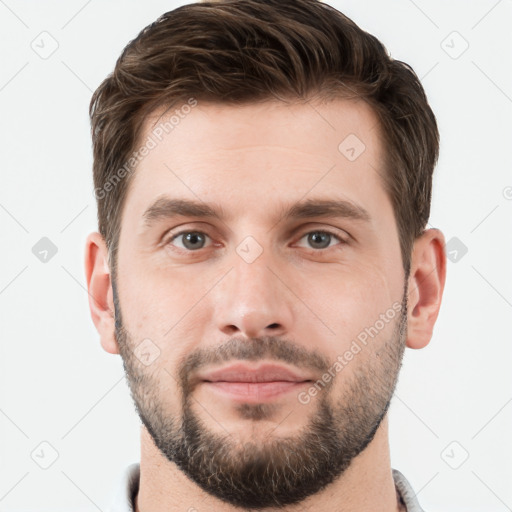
[198,363,314,383]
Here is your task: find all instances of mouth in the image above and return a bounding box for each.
[197,362,314,403]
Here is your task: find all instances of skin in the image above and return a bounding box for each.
[85,97,446,511]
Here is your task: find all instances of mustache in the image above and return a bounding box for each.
[178,336,330,391]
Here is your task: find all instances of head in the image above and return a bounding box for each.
[85,0,446,508]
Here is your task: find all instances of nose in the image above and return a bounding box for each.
[212,248,295,340]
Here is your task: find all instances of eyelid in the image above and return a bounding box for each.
[294,225,349,242]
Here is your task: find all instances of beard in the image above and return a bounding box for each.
[112,279,408,509]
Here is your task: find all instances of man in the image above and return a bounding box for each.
[85,0,446,510]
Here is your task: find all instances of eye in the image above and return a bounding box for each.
[295,229,347,250]
[164,228,347,253]
[166,230,212,251]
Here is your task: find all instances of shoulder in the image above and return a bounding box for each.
[392,468,427,512]
[105,462,140,512]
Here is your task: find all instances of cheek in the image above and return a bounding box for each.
[120,272,214,377]
[119,264,205,335]
[302,261,399,351]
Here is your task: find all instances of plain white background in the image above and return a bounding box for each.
[0,1,511,510]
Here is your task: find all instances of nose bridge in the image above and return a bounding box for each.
[213,236,294,338]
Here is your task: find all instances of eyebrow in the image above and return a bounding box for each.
[142,196,372,228]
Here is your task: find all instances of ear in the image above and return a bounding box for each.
[406,228,447,349]
[84,232,120,355]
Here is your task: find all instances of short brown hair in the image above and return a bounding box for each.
[90,0,439,278]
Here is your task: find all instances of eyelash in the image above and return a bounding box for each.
[164,228,348,253]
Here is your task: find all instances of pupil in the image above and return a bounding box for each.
[310,232,329,248]
[185,232,203,249]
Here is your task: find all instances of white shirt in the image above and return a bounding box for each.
[106,462,426,511]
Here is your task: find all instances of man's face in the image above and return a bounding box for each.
[113,98,408,508]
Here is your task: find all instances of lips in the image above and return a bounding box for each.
[197,362,314,384]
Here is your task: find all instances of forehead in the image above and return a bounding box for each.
[124,97,388,223]
[140,97,381,159]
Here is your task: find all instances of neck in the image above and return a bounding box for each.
[134,414,403,512]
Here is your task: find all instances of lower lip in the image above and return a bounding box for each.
[202,381,310,402]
